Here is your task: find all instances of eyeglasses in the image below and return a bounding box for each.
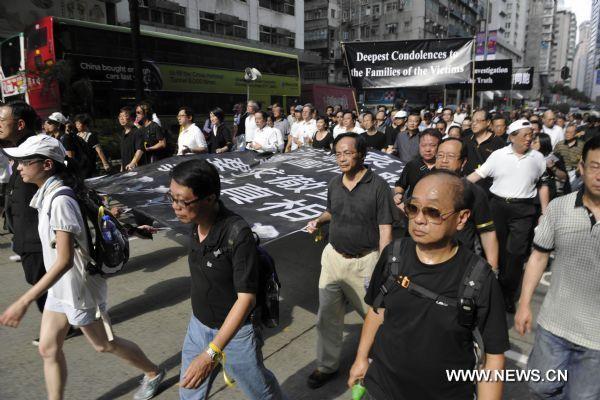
[335,151,357,159]
[435,153,460,161]
[165,191,202,207]
[404,201,457,224]
[19,159,44,167]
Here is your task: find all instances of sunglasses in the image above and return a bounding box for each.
[19,159,45,167]
[404,201,457,225]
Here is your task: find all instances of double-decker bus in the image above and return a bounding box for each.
[24,16,301,120]
[1,33,28,103]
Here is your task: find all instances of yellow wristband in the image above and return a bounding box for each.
[208,342,222,354]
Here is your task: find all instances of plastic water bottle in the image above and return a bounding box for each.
[101,215,116,243]
[352,380,366,400]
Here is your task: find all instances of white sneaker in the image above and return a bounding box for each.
[9,255,21,262]
[133,369,165,400]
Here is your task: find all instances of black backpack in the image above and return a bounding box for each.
[372,238,489,368]
[62,133,95,177]
[225,218,281,328]
[48,187,130,276]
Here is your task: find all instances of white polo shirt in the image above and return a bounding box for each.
[31,177,107,309]
[177,123,207,155]
[289,119,317,151]
[542,125,564,148]
[475,145,546,199]
[245,114,257,143]
[250,125,283,153]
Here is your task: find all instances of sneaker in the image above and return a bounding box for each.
[133,368,165,400]
[32,337,40,346]
[307,369,338,389]
[9,254,21,262]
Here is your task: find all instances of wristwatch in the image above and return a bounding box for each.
[206,346,222,363]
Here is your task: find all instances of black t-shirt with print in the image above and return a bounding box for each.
[364,240,509,400]
[361,131,387,151]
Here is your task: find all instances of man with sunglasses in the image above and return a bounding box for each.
[305,132,394,389]
[468,119,550,313]
[168,159,285,400]
[349,170,508,400]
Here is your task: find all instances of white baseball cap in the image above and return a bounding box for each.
[2,134,66,163]
[507,119,532,135]
[394,110,408,119]
[47,112,67,125]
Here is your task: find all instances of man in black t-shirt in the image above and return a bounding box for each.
[169,159,284,400]
[136,102,167,163]
[118,107,146,171]
[435,138,499,270]
[360,111,387,151]
[348,171,508,400]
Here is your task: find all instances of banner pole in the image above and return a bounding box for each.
[341,42,359,112]
[471,36,476,114]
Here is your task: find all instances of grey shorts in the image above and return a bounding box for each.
[44,295,106,327]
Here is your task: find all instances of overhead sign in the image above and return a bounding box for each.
[1,72,27,98]
[447,59,513,91]
[86,149,404,243]
[512,67,534,90]
[342,38,474,89]
[475,30,497,60]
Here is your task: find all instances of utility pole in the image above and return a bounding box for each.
[479,0,491,108]
[129,0,143,102]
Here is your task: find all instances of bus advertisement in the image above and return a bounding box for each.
[0,33,28,102]
[23,16,301,120]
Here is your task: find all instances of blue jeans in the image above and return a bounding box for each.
[527,326,600,399]
[179,315,285,400]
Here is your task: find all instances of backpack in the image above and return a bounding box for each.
[62,133,95,177]
[225,218,281,328]
[48,187,130,276]
[372,238,489,368]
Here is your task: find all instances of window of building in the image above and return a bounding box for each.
[139,0,186,27]
[505,22,511,29]
[331,8,336,18]
[386,2,397,12]
[404,19,412,30]
[373,4,380,15]
[386,23,398,34]
[305,28,328,42]
[259,25,295,47]
[343,30,349,40]
[306,7,327,21]
[259,0,295,16]
[199,12,248,38]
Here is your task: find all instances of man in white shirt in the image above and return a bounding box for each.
[176,107,207,155]
[244,100,259,144]
[542,110,564,148]
[286,104,317,152]
[468,119,550,313]
[248,111,283,153]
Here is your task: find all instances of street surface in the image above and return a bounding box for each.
[0,228,544,399]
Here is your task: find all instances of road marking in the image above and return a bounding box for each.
[540,272,552,287]
[505,349,529,365]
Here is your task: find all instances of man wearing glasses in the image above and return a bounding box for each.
[305,132,394,389]
[348,170,508,400]
[168,159,285,400]
[468,119,550,313]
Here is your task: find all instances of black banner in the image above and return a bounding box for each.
[342,38,474,89]
[512,67,534,90]
[87,149,405,243]
[446,59,513,91]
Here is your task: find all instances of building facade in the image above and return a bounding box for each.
[550,10,577,84]
[488,0,529,66]
[586,0,600,101]
[572,21,591,93]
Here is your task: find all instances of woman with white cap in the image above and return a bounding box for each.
[0,135,164,400]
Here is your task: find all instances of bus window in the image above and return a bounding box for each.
[1,36,22,77]
[26,27,48,50]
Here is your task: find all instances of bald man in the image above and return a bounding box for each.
[349,171,508,400]
[542,110,564,148]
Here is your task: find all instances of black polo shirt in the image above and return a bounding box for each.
[364,240,509,400]
[188,202,259,329]
[464,132,506,175]
[120,127,146,167]
[384,124,402,147]
[395,158,433,198]
[361,130,387,151]
[456,180,495,250]
[327,167,394,255]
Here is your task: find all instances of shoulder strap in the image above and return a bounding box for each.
[460,255,489,302]
[372,238,408,312]
[47,187,77,218]
[225,218,251,251]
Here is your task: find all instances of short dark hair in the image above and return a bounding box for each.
[473,109,491,121]
[582,134,600,162]
[343,110,356,121]
[419,128,443,143]
[448,125,462,136]
[440,137,468,160]
[178,106,194,120]
[325,105,334,111]
[419,170,473,211]
[363,111,374,121]
[316,115,330,125]
[4,101,39,132]
[442,107,453,114]
[492,114,506,123]
[254,110,268,120]
[332,132,367,158]
[436,120,447,128]
[210,107,224,123]
[74,113,92,127]
[136,101,154,117]
[170,159,221,199]
[119,106,136,119]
